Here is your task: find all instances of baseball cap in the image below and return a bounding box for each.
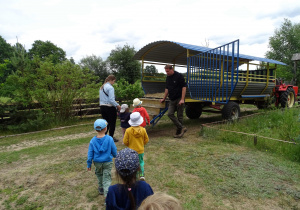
[115,148,140,176]
[94,119,108,131]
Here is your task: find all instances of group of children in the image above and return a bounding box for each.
[87,98,181,209]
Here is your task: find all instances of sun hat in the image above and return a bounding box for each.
[94,119,108,131]
[133,98,143,107]
[128,112,144,126]
[115,148,140,176]
[120,104,129,113]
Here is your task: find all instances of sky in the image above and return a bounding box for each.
[1,0,300,72]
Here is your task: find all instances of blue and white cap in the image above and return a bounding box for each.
[115,148,140,176]
[94,119,108,131]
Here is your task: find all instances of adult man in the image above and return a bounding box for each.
[160,65,187,138]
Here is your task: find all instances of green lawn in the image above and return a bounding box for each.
[0,107,299,209]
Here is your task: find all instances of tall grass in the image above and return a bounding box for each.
[201,108,300,162]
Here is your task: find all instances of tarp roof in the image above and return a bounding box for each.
[133,40,286,66]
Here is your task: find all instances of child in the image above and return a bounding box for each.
[123,112,149,181]
[106,148,154,209]
[87,119,117,197]
[132,98,150,127]
[138,192,183,210]
[119,104,131,138]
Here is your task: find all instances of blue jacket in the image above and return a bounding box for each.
[106,181,153,209]
[87,135,117,168]
[99,83,119,107]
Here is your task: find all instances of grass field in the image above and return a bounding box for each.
[0,106,299,209]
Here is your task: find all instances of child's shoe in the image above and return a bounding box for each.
[98,187,104,195]
[140,176,145,181]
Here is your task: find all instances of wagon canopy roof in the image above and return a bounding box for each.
[133,40,286,66]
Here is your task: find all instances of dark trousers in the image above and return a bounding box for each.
[100,106,117,138]
[167,98,184,130]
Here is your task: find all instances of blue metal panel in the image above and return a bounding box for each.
[187,40,240,104]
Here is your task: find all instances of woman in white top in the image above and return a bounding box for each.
[100,75,121,142]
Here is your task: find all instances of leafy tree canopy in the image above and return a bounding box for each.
[79,54,109,83]
[28,40,66,64]
[0,35,14,63]
[266,19,300,85]
[107,44,141,84]
[144,65,158,74]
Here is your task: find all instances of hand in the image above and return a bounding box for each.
[87,168,91,171]
[160,98,165,103]
[178,99,185,105]
[117,105,121,111]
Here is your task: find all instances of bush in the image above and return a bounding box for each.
[114,78,144,102]
[6,110,54,132]
[0,56,97,132]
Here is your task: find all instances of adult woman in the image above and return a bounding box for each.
[100,75,121,142]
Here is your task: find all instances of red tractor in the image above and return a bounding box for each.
[274,79,299,108]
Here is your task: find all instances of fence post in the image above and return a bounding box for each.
[254,136,257,146]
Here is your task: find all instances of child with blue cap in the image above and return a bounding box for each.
[106,148,153,209]
[87,119,117,197]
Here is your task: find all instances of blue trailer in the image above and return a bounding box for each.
[133,40,287,122]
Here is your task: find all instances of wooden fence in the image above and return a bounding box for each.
[0,99,102,123]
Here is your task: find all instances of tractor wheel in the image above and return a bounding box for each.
[222,101,240,120]
[280,87,295,108]
[185,104,202,119]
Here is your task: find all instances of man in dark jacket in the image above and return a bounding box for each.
[160,65,187,138]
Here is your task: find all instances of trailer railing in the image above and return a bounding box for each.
[187,40,239,104]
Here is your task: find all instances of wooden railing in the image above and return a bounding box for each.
[0,99,102,123]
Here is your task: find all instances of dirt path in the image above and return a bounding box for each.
[0,131,96,152]
[0,107,258,153]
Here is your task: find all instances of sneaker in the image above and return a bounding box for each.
[140,176,145,181]
[113,137,119,142]
[178,127,187,138]
[98,187,104,195]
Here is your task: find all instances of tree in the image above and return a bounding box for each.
[69,57,75,64]
[79,54,109,83]
[0,35,14,63]
[107,44,141,84]
[144,65,158,74]
[265,19,300,85]
[28,40,66,64]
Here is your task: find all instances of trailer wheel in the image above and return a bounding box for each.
[222,101,240,120]
[185,104,202,119]
[280,87,295,108]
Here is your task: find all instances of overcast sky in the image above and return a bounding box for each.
[1,0,300,70]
